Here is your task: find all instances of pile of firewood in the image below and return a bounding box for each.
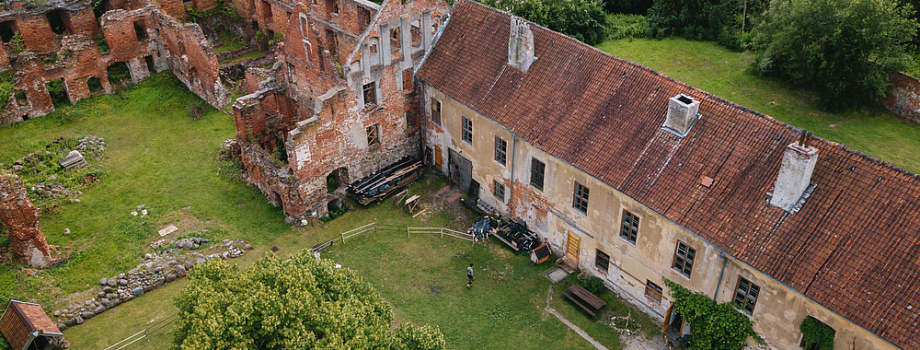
[346,157,422,205]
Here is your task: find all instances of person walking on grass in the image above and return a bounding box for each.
[467,263,475,288]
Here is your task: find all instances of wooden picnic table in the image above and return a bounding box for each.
[563,284,606,317]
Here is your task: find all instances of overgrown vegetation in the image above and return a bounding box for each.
[647,0,767,51]
[577,274,606,295]
[753,0,918,110]
[481,0,609,45]
[46,79,69,106]
[319,207,346,223]
[0,70,14,110]
[606,14,649,40]
[664,279,762,350]
[10,33,25,54]
[800,316,835,350]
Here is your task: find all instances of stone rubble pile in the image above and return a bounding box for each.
[53,238,253,331]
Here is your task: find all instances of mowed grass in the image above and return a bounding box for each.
[64,173,657,349]
[596,38,920,173]
[0,72,293,309]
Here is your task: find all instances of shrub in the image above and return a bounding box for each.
[578,275,606,295]
[187,105,204,120]
[607,14,650,40]
[664,279,762,350]
[800,316,835,350]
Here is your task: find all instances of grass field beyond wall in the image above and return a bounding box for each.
[597,38,920,173]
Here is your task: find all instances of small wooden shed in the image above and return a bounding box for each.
[0,300,62,350]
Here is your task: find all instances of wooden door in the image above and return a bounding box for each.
[434,145,442,170]
[565,231,580,264]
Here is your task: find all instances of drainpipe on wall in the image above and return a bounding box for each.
[712,252,727,303]
[508,135,518,214]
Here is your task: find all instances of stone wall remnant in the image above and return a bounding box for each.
[0,173,53,267]
[883,72,920,124]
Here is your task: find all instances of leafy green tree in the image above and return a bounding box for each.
[754,0,918,109]
[483,0,608,45]
[664,279,761,350]
[173,251,445,350]
[647,0,768,49]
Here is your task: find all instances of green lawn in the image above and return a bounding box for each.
[2,76,656,349]
[597,38,920,173]
[0,72,292,310]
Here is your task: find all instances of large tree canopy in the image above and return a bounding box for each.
[754,0,918,109]
[483,0,608,45]
[173,251,445,350]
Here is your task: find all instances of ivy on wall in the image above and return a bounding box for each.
[800,316,835,350]
[664,279,763,350]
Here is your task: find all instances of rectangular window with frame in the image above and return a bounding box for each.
[530,159,545,190]
[645,280,663,303]
[430,98,441,126]
[620,210,639,244]
[672,241,695,278]
[362,82,376,106]
[461,117,473,144]
[734,277,760,314]
[366,124,379,147]
[573,182,589,213]
[595,250,609,273]
[494,137,507,165]
[493,180,505,202]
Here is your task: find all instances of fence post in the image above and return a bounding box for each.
[342,233,346,244]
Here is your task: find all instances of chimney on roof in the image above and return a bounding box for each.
[508,16,535,72]
[663,94,700,137]
[770,132,818,212]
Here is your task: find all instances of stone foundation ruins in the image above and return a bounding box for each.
[0,173,53,266]
[0,0,230,125]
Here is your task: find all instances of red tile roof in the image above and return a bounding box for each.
[417,1,920,348]
[0,300,62,350]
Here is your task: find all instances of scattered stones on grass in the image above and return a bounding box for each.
[53,238,252,329]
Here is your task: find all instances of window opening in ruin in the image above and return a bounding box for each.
[430,98,441,125]
[46,9,72,35]
[366,124,379,147]
[530,159,545,191]
[493,180,505,202]
[262,1,273,21]
[431,17,438,34]
[595,249,609,272]
[331,0,338,15]
[134,21,147,41]
[461,117,472,144]
[46,79,70,107]
[87,77,103,93]
[362,82,376,106]
[405,111,414,129]
[95,34,109,53]
[0,20,17,43]
[410,20,421,47]
[107,61,131,84]
[300,15,308,37]
[620,210,639,244]
[573,182,589,214]
[368,37,378,56]
[494,136,507,165]
[733,277,760,314]
[325,30,336,56]
[144,55,155,73]
[672,241,695,278]
[391,27,401,50]
[358,7,370,26]
[326,168,348,192]
[645,280,663,303]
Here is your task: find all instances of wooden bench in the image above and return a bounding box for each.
[563,284,606,317]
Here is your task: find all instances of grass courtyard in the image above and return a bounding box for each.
[597,38,920,173]
[0,72,656,349]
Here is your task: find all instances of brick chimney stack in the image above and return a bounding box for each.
[770,132,819,212]
[663,94,700,137]
[508,16,535,72]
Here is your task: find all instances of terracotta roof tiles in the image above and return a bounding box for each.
[417,1,920,348]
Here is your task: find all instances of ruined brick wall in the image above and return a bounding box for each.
[0,2,231,125]
[0,174,52,265]
[882,72,920,125]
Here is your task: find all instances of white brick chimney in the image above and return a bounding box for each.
[770,132,819,212]
[508,16,535,72]
[663,94,700,137]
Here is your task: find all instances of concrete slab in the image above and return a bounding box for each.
[544,267,570,283]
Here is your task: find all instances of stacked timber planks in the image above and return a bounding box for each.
[346,157,422,205]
